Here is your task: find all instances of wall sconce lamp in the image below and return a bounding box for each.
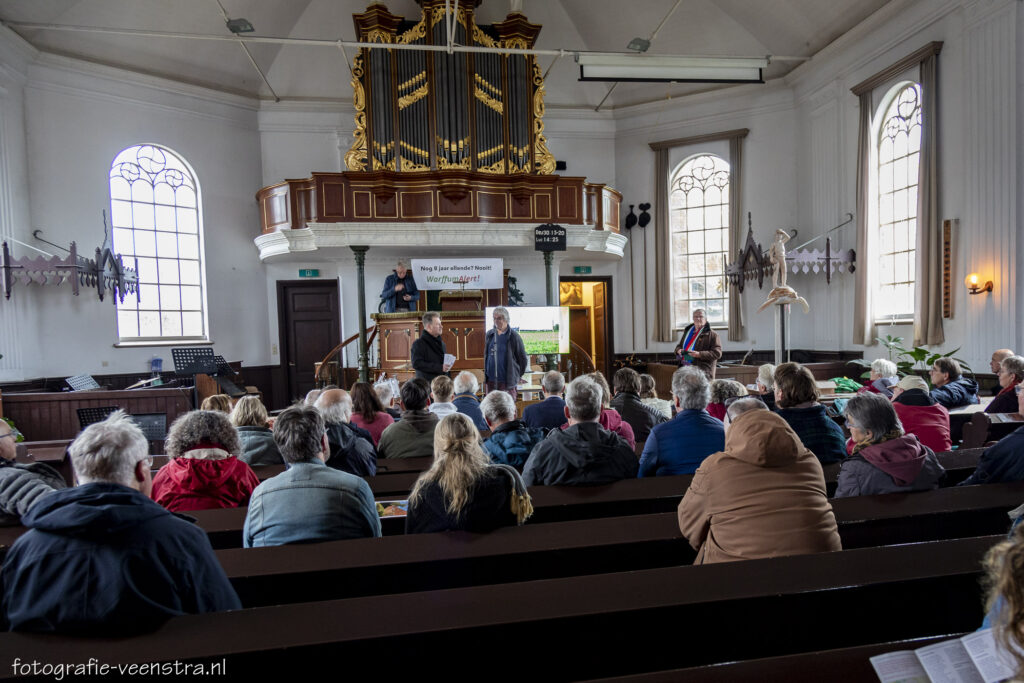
[965,273,993,295]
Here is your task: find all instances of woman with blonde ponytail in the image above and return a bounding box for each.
[983,519,1024,676]
[406,413,532,534]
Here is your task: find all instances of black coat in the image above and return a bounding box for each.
[2,483,240,633]
[610,391,668,443]
[411,330,448,382]
[406,468,518,533]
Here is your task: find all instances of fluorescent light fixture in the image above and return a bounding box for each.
[576,54,767,83]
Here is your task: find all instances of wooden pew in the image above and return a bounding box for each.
[961,411,1022,449]
[0,535,999,680]
[589,635,956,682]
[218,482,1024,607]
[0,448,995,551]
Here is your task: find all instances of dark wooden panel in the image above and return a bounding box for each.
[400,190,433,218]
[279,282,340,405]
[321,181,347,219]
[260,186,290,232]
[556,184,579,221]
[374,192,398,218]
[534,192,551,219]
[2,389,191,442]
[437,193,474,218]
[477,192,508,219]
[353,191,372,218]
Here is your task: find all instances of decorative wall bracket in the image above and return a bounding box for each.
[725,213,856,293]
[2,240,140,304]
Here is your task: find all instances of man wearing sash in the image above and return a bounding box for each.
[674,309,722,379]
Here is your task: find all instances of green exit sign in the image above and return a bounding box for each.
[573,266,592,274]
[298,269,320,278]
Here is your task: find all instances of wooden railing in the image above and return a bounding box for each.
[314,325,378,387]
[560,341,596,381]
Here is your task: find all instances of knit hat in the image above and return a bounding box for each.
[896,375,928,392]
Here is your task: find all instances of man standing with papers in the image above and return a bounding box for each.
[411,311,452,382]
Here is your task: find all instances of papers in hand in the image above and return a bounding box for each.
[443,354,456,368]
[870,629,1016,683]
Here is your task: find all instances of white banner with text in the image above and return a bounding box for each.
[411,258,504,290]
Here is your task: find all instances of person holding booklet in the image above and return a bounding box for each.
[869,523,1024,682]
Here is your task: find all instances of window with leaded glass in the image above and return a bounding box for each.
[875,82,921,320]
[669,154,730,328]
[109,145,208,341]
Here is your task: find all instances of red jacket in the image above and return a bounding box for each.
[893,401,951,454]
[152,454,260,513]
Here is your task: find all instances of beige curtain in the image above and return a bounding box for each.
[852,92,875,346]
[914,53,944,346]
[727,136,744,341]
[653,148,675,342]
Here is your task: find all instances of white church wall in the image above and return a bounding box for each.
[16,53,270,378]
[605,0,1018,375]
[611,84,800,357]
[0,28,38,381]
[785,0,1015,373]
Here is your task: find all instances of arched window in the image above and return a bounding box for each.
[874,82,921,320]
[109,145,208,341]
[669,154,730,328]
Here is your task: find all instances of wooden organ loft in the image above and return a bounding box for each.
[255,0,624,387]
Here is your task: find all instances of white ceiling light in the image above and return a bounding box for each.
[576,54,767,83]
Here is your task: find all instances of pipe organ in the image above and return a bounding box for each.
[346,0,555,175]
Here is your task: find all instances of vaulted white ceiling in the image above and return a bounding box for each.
[0,0,893,109]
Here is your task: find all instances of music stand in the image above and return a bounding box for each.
[77,406,119,431]
[211,355,245,397]
[66,374,101,392]
[172,347,217,409]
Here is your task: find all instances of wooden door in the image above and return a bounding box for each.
[593,282,607,378]
[569,308,592,360]
[278,281,340,402]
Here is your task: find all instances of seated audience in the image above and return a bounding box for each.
[638,367,725,477]
[201,394,232,413]
[349,381,394,446]
[754,363,777,410]
[406,413,532,534]
[774,362,846,464]
[244,404,381,547]
[0,420,66,525]
[480,390,545,470]
[959,385,1024,487]
[428,375,458,419]
[859,358,899,398]
[230,395,283,466]
[890,375,952,453]
[315,389,377,476]
[151,410,259,512]
[377,378,438,459]
[304,389,322,406]
[990,349,1016,395]
[452,371,488,431]
[707,379,747,421]
[610,368,668,443]
[523,370,567,431]
[929,357,980,409]
[523,376,638,486]
[374,380,402,420]
[834,393,944,497]
[2,411,240,632]
[677,398,842,564]
[557,372,636,449]
[639,373,673,418]
[988,355,1024,413]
